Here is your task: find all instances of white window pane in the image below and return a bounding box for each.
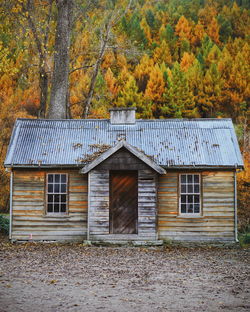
[194,195,200,203]
[48,184,53,193]
[181,204,186,213]
[61,204,66,213]
[194,175,199,183]
[188,184,193,193]
[61,174,66,183]
[54,184,60,193]
[48,194,53,203]
[187,204,193,213]
[47,204,53,212]
[188,195,193,203]
[55,174,60,182]
[54,204,59,213]
[194,204,200,213]
[181,184,186,193]
[194,184,199,193]
[61,184,66,193]
[181,195,186,203]
[181,175,186,183]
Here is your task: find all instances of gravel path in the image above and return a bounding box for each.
[0,237,249,312]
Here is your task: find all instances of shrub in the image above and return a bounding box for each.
[0,215,9,235]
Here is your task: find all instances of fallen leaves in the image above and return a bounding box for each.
[0,238,249,311]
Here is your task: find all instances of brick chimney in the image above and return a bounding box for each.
[109,107,136,125]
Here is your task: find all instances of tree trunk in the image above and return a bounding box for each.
[38,65,48,118]
[47,0,73,119]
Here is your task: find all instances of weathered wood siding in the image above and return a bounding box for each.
[138,169,157,239]
[158,171,235,241]
[12,169,88,241]
[96,148,149,170]
[89,149,157,241]
[88,169,110,238]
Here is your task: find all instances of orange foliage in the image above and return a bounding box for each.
[180,52,195,72]
[153,40,172,65]
[238,155,250,231]
[101,51,116,70]
[207,18,220,44]
[175,15,192,42]
[191,22,205,46]
[140,17,152,44]
[145,64,165,102]
[104,68,119,98]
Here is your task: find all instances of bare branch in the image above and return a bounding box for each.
[21,0,44,57]
[69,64,95,75]
[43,0,53,52]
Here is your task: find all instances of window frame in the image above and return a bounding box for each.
[178,173,202,217]
[45,173,69,216]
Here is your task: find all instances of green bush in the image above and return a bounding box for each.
[239,226,250,247]
[0,215,9,235]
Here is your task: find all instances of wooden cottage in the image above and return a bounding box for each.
[4,108,244,243]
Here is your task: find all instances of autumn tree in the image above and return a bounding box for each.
[145,64,165,103]
[162,62,197,118]
[198,63,224,117]
[116,74,144,109]
[207,17,220,44]
[2,0,55,118]
[175,15,192,42]
[153,40,172,66]
[134,54,154,93]
[180,52,195,72]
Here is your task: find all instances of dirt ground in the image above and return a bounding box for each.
[0,237,249,312]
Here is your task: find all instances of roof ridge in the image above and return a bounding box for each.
[16,118,233,122]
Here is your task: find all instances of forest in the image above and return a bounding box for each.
[0,0,249,229]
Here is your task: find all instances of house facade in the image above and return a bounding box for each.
[4,108,244,243]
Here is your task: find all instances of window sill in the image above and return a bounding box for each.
[44,214,69,219]
[177,215,204,218]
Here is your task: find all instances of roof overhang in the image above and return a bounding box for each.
[80,141,166,174]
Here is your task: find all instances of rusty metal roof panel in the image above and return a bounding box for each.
[4,118,244,168]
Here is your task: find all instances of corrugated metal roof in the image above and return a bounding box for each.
[4,118,244,168]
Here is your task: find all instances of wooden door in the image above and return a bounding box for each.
[110,171,138,234]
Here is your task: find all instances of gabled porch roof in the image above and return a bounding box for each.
[80,141,166,174]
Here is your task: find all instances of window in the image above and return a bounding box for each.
[47,174,68,214]
[179,174,201,215]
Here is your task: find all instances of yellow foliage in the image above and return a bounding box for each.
[104,68,119,98]
[101,51,116,70]
[191,22,205,46]
[175,15,192,42]
[238,155,250,231]
[140,17,152,44]
[207,18,220,44]
[134,54,154,89]
[180,52,195,72]
[145,64,165,102]
[153,40,172,66]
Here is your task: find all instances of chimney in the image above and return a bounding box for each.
[109,107,136,125]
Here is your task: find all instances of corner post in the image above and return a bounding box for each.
[9,170,13,241]
[234,170,238,242]
[87,172,90,242]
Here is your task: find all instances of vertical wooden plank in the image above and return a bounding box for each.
[89,169,110,238]
[138,169,157,239]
